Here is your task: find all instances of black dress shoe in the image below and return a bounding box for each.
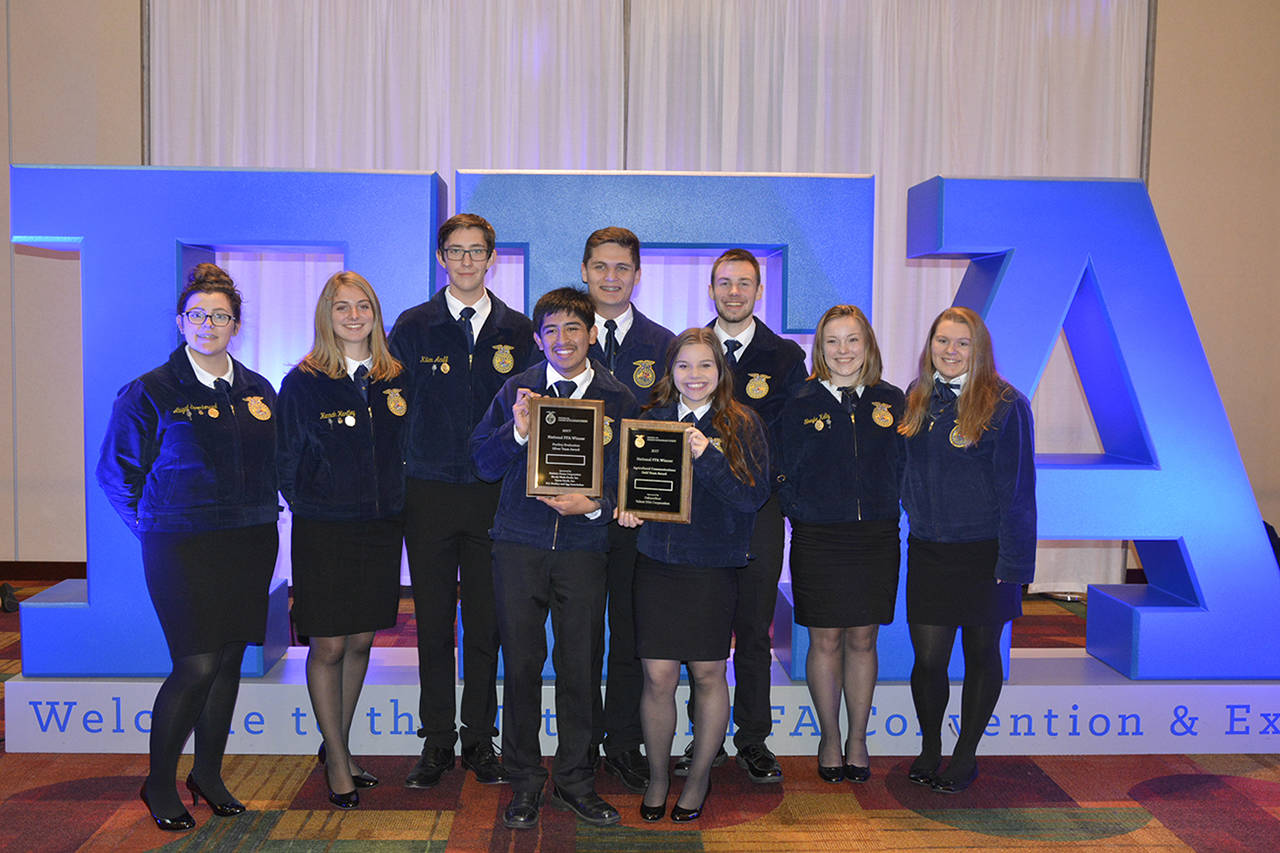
[405,746,455,788]
[907,756,940,787]
[185,774,245,816]
[602,748,650,793]
[931,762,979,794]
[461,741,508,784]
[328,787,359,809]
[671,780,710,823]
[817,764,844,783]
[843,764,871,783]
[502,790,542,830]
[0,582,18,613]
[549,786,621,826]
[319,742,379,788]
[673,742,728,777]
[735,743,783,783]
[140,784,196,831]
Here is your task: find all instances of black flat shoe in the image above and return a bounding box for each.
[139,784,195,831]
[817,764,844,783]
[931,763,978,794]
[328,787,359,809]
[321,742,378,788]
[185,774,245,816]
[844,764,871,783]
[908,756,940,787]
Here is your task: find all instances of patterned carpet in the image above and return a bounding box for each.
[1,583,1278,851]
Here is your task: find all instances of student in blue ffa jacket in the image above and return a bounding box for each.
[388,214,535,788]
[582,226,676,793]
[898,306,1036,794]
[686,248,806,783]
[97,263,278,832]
[277,271,407,809]
[470,287,637,831]
[774,306,904,784]
[617,327,770,823]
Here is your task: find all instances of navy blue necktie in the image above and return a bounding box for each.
[603,318,619,372]
[552,379,577,398]
[354,364,369,401]
[458,306,476,355]
[723,339,742,367]
[681,411,698,424]
[839,385,858,414]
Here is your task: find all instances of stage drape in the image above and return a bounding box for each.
[149,0,1148,592]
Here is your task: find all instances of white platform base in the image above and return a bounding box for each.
[6,647,1280,754]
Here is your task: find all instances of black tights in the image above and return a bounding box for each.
[143,643,247,818]
[908,623,1003,783]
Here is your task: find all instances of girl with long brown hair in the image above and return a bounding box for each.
[898,306,1036,794]
[618,327,770,823]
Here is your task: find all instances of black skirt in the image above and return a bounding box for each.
[141,523,279,658]
[789,519,900,628]
[633,553,737,661]
[290,516,404,637]
[906,536,1022,627]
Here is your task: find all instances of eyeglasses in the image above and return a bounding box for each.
[441,246,491,261]
[183,308,234,327]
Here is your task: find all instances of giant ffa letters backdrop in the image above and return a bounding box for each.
[8,167,1278,690]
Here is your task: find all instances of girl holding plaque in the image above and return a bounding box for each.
[97,263,278,831]
[774,305,904,784]
[617,327,770,823]
[898,306,1036,793]
[277,271,408,808]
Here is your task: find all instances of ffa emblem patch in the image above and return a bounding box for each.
[492,345,515,374]
[746,373,770,399]
[949,426,970,448]
[632,360,656,389]
[385,388,407,416]
[603,417,614,445]
[245,397,271,421]
[872,402,894,428]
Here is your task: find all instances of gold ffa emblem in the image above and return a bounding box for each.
[632,360,656,389]
[245,397,272,421]
[745,373,770,399]
[872,402,894,428]
[709,437,724,452]
[440,361,450,374]
[814,418,825,432]
[207,406,220,419]
[385,388,407,417]
[949,426,970,448]
[603,417,614,445]
[492,345,515,374]
[634,435,645,449]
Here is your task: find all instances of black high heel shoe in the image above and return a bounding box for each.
[817,763,844,783]
[328,787,360,809]
[843,763,871,783]
[320,742,379,789]
[185,773,245,816]
[907,755,940,787]
[639,781,667,821]
[139,784,195,831]
[670,779,710,822]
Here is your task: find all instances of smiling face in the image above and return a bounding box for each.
[582,242,639,319]
[331,282,374,359]
[709,259,762,334]
[821,315,867,385]
[177,291,238,366]
[931,319,972,380]
[438,225,496,301]
[672,341,718,410]
[535,309,597,378]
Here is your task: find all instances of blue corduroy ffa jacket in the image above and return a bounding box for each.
[470,360,637,552]
[388,289,535,484]
[276,364,408,521]
[900,382,1037,584]
[775,378,905,525]
[635,402,770,568]
[589,306,676,406]
[96,346,279,535]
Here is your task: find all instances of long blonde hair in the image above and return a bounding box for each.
[899,306,1012,444]
[299,271,402,381]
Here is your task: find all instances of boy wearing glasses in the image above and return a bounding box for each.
[388,213,536,789]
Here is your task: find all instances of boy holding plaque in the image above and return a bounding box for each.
[470,287,637,830]
[583,226,676,792]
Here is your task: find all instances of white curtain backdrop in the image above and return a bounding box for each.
[150,0,1149,592]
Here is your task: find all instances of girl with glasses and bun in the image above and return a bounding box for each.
[617,327,770,824]
[276,271,408,809]
[773,305,903,784]
[97,262,280,831]
[898,306,1036,794]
